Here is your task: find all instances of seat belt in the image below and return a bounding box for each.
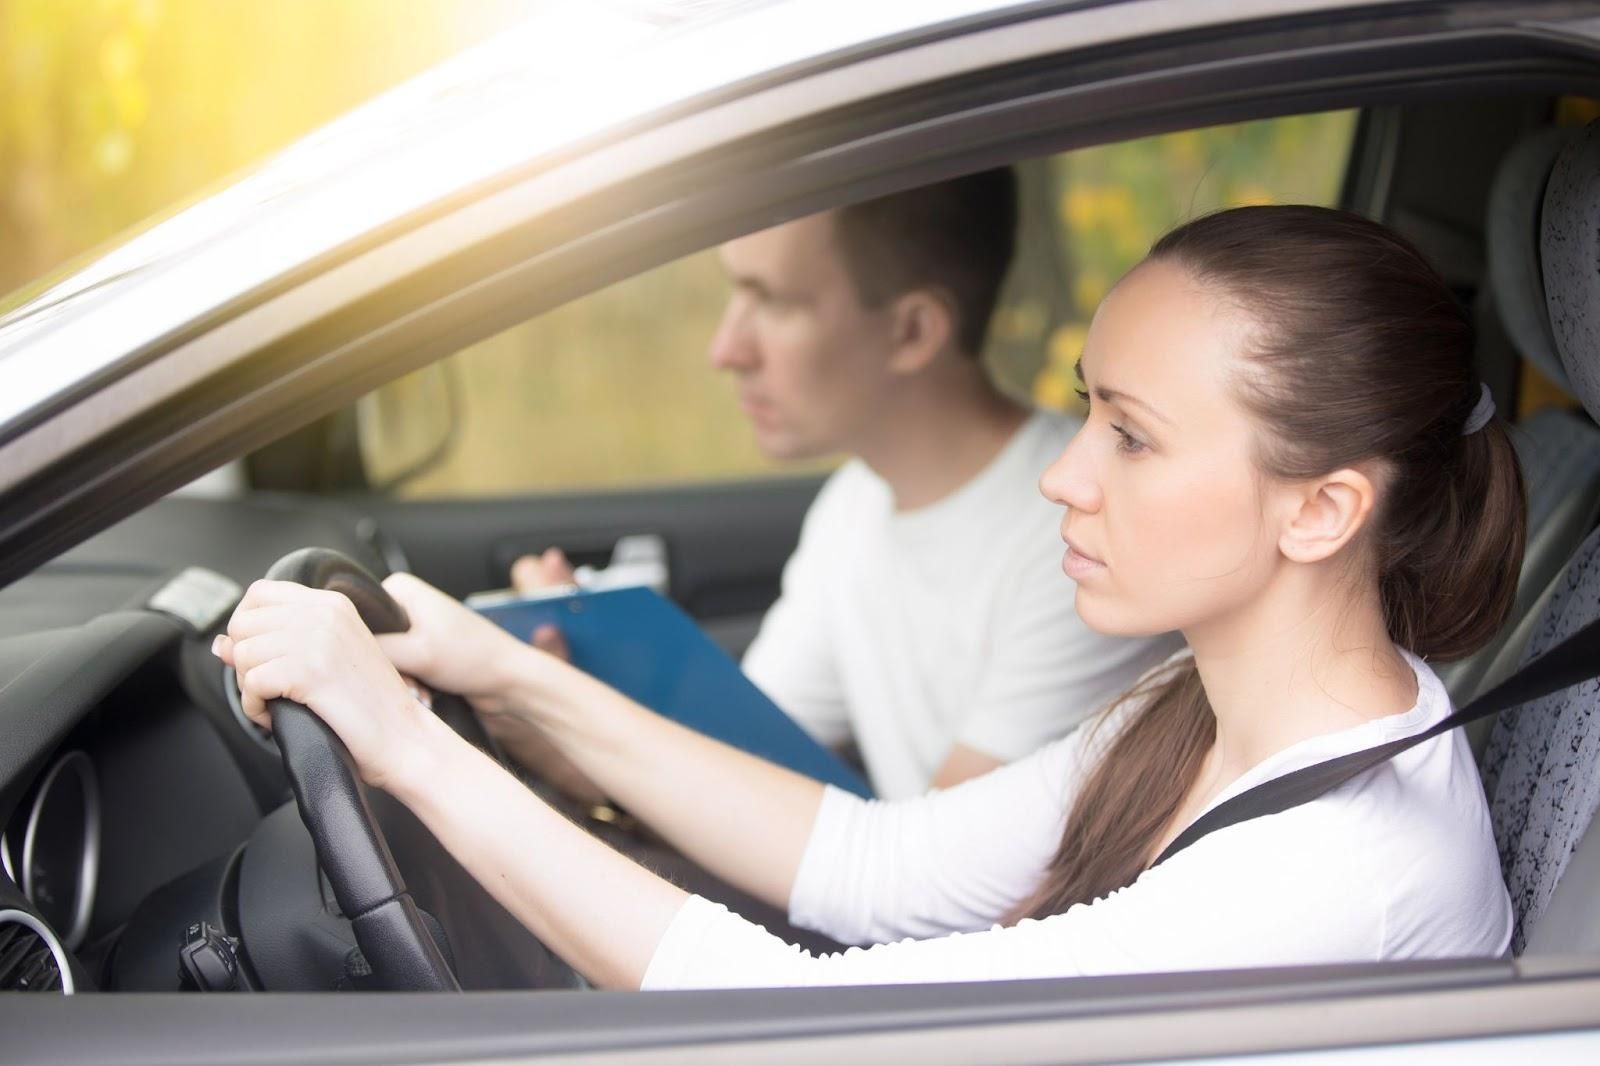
[1149,615,1600,869]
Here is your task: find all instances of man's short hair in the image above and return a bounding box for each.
[830,167,1018,358]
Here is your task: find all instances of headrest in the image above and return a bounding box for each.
[1488,128,1572,391]
[1541,120,1600,423]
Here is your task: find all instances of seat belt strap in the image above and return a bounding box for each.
[1149,615,1600,869]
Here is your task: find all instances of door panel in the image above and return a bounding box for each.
[346,475,822,658]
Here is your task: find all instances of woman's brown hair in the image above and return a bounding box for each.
[1010,205,1527,921]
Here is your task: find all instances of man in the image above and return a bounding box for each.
[514,168,1177,799]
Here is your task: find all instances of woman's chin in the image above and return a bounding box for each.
[1074,586,1165,638]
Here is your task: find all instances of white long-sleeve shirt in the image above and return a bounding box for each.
[642,652,1512,988]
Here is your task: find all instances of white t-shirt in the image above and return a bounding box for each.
[641,651,1512,989]
[742,409,1181,799]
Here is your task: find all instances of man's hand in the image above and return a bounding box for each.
[509,547,576,659]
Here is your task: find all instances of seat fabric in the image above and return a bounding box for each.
[1437,121,1600,713]
[1480,119,1600,954]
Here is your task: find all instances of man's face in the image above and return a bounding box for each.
[709,213,898,461]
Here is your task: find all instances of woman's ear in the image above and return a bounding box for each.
[886,289,955,375]
[1278,465,1380,564]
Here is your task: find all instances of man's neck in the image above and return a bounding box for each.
[852,360,1031,512]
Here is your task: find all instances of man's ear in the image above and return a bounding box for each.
[1277,465,1381,564]
[886,289,955,375]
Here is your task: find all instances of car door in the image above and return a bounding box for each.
[12,4,1600,1063]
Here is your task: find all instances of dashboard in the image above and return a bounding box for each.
[0,492,552,993]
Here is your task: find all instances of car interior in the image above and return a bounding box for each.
[4,78,1600,1012]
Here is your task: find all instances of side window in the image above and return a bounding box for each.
[359,110,1357,498]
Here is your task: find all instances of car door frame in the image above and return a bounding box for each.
[7,1,1600,1061]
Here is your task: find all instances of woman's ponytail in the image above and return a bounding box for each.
[1380,417,1525,662]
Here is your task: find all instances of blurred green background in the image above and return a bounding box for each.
[1,0,1355,497]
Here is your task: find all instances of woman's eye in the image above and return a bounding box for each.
[1111,424,1147,455]
[1073,387,1090,407]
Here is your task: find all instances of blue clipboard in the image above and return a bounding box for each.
[471,585,873,798]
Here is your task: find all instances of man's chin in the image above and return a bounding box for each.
[752,428,818,463]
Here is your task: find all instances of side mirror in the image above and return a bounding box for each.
[356,362,459,494]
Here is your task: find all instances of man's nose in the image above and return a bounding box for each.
[1039,429,1102,513]
[708,300,757,371]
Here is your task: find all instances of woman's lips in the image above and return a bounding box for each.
[1063,538,1105,580]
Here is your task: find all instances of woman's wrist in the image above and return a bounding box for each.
[481,643,579,731]
[383,699,459,799]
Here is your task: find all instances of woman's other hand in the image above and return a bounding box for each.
[375,571,534,700]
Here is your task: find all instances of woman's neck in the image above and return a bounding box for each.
[1184,566,1419,781]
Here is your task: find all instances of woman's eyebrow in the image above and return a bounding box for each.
[1073,359,1173,426]
[1095,386,1172,426]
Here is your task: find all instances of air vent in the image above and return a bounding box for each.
[0,909,74,992]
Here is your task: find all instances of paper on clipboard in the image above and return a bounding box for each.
[468,584,873,798]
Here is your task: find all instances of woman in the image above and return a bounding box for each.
[214,205,1524,989]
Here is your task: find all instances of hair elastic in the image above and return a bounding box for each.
[1463,383,1495,435]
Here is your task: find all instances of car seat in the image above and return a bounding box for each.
[1436,126,1600,717]
[1479,119,1600,955]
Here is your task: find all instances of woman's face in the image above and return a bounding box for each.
[1039,259,1288,638]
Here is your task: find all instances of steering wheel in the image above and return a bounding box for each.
[260,547,460,992]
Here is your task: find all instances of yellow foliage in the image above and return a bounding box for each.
[992,301,1048,344]
[1032,365,1078,413]
[1226,183,1274,208]
[1163,129,1204,168]
[1072,272,1107,316]
[1046,323,1088,368]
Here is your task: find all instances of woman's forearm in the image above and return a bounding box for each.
[492,650,827,912]
[390,711,687,989]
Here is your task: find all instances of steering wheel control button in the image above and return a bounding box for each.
[148,567,243,633]
[178,921,243,992]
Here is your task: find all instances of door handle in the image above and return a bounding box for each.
[577,533,669,595]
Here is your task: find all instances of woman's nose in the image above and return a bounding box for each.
[1039,429,1102,513]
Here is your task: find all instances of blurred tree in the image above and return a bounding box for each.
[0,0,536,296]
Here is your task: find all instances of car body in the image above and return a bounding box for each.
[5,0,1600,1062]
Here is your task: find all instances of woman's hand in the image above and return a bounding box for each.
[373,572,539,705]
[215,579,431,791]
[377,572,600,796]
